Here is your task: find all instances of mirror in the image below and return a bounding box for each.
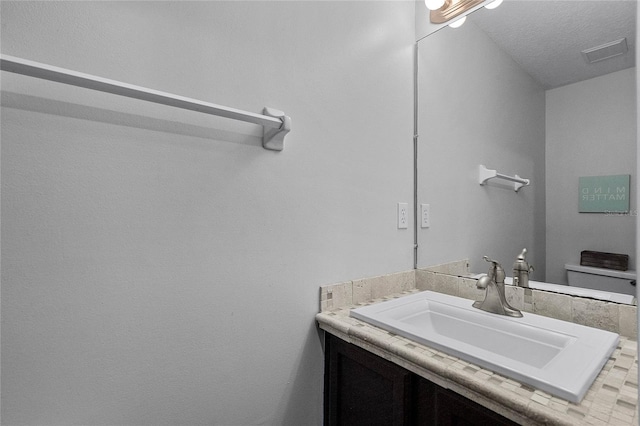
[415,0,637,304]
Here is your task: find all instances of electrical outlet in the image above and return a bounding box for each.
[421,204,430,228]
[397,203,408,229]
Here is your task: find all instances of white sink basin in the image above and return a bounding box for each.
[350,291,619,403]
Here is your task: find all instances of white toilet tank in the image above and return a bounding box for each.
[565,264,636,296]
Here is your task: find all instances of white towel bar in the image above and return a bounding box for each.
[479,164,530,192]
[0,54,291,151]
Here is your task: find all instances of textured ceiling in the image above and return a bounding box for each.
[469,0,636,89]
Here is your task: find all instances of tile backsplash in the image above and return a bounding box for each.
[319,270,415,312]
[319,260,638,340]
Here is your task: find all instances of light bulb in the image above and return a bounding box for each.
[425,0,446,11]
[484,0,503,10]
[448,15,466,28]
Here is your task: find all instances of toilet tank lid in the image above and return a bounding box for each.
[565,263,636,279]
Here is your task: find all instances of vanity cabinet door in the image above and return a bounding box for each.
[431,385,518,426]
[324,333,518,426]
[324,333,414,426]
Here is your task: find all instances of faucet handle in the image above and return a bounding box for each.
[482,256,496,279]
[517,248,527,260]
[483,255,495,263]
[483,256,505,284]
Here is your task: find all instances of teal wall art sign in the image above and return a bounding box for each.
[579,175,630,213]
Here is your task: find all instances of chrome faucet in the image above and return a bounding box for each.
[473,256,523,317]
[512,248,534,288]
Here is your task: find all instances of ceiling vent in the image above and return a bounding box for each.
[582,38,628,64]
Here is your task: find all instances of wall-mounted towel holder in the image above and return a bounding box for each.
[0,54,291,151]
[479,164,530,192]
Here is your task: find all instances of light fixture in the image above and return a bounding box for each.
[425,0,446,11]
[448,15,467,28]
[430,0,484,25]
[484,0,503,10]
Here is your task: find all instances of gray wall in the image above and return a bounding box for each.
[0,2,415,424]
[546,68,637,284]
[416,20,547,274]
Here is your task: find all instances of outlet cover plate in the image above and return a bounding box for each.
[421,204,430,228]
[398,203,408,229]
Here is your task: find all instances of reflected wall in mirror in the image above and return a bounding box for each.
[416,0,637,296]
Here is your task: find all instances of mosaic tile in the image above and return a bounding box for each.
[504,285,524,310]
[423,259,469,275]
[533,290,573,321]
[416,271,460,295]
[572,298,620,333]
[567,407,588,420]
[619,304,638,338]
[531,392,550,406]
[319,281,352,311]
[548,399,569,413]
[352,278,372,305]
[458,277,483,300]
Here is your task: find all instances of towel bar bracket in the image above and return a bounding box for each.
[262,107,291,151]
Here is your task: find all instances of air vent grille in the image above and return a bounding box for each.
[582,38,628,64]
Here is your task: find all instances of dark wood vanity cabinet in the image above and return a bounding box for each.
[324,333,518,426]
